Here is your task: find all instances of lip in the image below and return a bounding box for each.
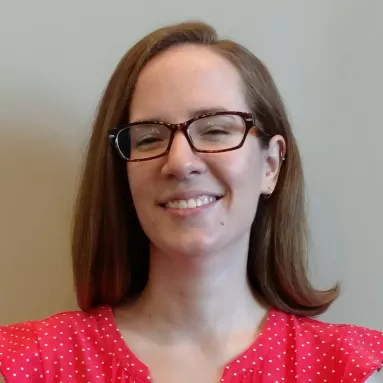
[161,196,222,218]
[157,191,224,205]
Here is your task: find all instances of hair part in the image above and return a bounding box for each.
[72,21,339,316]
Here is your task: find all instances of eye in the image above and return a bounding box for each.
[202,125,232,135]
[136,135,163,146]
[130,124,169,148]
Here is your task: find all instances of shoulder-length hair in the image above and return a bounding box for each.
[72,21,339,316]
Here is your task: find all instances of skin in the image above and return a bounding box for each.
[115,43,281,382]
[0,45,380,383]
[2,45,380,383]
[114,44,383,383]
[127,45,284,260]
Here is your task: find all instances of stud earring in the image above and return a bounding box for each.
[263,187,273,200]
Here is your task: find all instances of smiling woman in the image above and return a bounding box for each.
[1,21,383,383]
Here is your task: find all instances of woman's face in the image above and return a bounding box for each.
[127,45,283,257]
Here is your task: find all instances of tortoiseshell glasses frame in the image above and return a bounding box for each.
[108,111,269,162]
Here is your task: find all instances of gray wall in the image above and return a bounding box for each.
[1,0,382,334]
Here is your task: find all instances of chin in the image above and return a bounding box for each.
[155,231,221,258]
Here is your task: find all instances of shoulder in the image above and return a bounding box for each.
[0,318,43,382]
[271,309,383,381]
[0,306,111,382]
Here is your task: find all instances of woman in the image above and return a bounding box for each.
[1,21,382,383]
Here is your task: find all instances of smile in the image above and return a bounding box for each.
[164,195,221,209]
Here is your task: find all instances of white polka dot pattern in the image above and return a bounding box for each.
[0,306,382,382]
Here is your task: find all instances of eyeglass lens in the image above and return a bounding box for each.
[116,114,247,160]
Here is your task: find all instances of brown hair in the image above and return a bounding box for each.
[72,21,339,316]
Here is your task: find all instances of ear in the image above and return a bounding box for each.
[260,135,286,197]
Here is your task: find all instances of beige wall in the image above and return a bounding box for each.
[1,0,382,337]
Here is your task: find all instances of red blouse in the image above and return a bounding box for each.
[0,306,382,382]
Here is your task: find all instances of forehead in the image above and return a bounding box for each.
[129,45,250,122]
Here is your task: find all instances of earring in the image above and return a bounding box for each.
[264,154,284,200]
[263,187,273,199]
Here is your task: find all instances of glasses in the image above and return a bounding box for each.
[108,111,268,162]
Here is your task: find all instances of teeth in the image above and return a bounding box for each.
[165,195,217,209]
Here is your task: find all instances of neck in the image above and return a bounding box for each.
[130,237,267,337]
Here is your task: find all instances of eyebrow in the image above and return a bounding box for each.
[188,107,230,118]
[131,106,231,123]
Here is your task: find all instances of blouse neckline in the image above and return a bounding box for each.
[99,305,274,382]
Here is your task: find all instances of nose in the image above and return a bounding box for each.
[161,131,207,180]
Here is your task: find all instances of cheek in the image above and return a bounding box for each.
[229,155,264,229]
[127,163,154,213]
[209,144,264,195]
[228,161,263,213]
